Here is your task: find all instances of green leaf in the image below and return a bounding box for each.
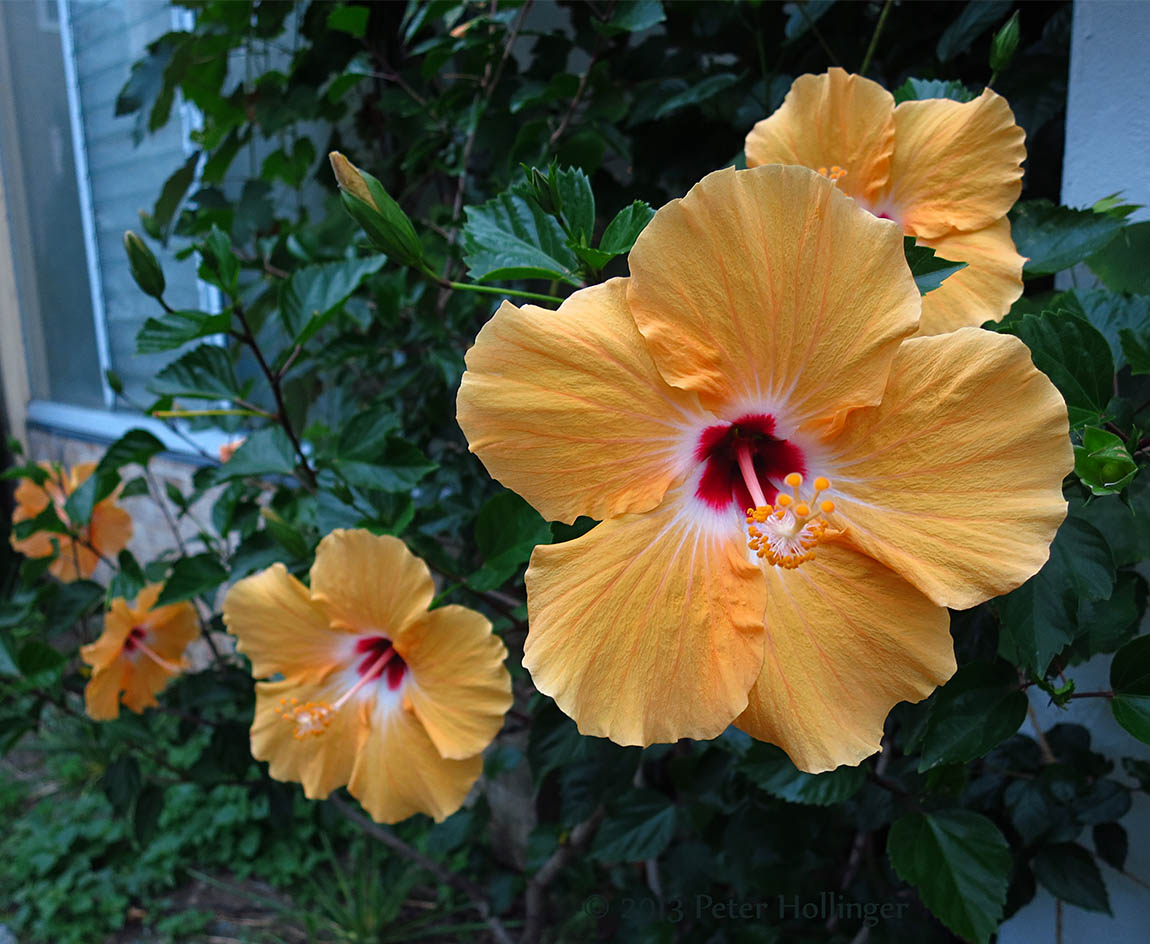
[741,743,864,805]
[156,553,228,606]
[782,0,835,41]
[936,0,1012,63]
[261,137,317,189]
[1073,572,1146,658]
[917,663,1028,771]
[1087,221,1150,295]
[1067,288,1149,370]
[326,3,370,37]
[1120,326,1150,374]
[152,150,200,240]
[600,201,655,255]
[905,237,968,294]
[468,492,552,591]
[216,427,298,480]
[1110,635,1150,744]
[107,551,147,604]
[998,516,1116,674]
[136,310,230,354]
[1031,843,1111,913]
[1074,427,1138,496]
[101,429,167,472]
[892,77,975,104]
[102,756,142,815]
[590,789,676,863]
[150,342,241,400]
[651,72,740,121]
[133,784,166,845]
[462,190,581,285]
[552,167,595,244]
[334,438,435,493]
[994,309,1114,427]
[335,408,401,461]
[1093,823,1127,871]
[201,225,239,295]
[887,810,1011,944]
[597,0,665,35]
[1010,200,1124,276]
[280,256,385,342]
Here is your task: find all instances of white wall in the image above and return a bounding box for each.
[1001,3,1150,940]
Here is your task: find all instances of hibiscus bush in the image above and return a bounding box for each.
[3,1,1150,942]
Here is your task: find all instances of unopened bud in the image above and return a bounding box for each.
[329,151,423,267]
[123,231,166,299]
[990,12,1021,78]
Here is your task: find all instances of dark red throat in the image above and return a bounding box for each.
[694,413,806,511]
[355,636,407,690]
[123,627,146,652]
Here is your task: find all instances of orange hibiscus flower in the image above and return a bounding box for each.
[223,529,513,823]
[10,461,133,581]
[81,584,199,720]
[745,68,1026,336]
[457,165,1071,773]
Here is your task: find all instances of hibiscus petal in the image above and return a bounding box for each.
[457,279,703,524]
[628,165,919,426]
[251,678,365,800]
[120,657,169,714]
[745,68,895,204]
[309,530,435,637]
[825,328,1072,609]
[348,701,482,823]
[523,487,766,746]
[402,605,512,760]
[885,89,1025,240]
[223,563,348,683]
[85,660,129,720]
[916,218,1024,336]
[81,599,135,670]
[736,541,954,773]
[90,500,134,563]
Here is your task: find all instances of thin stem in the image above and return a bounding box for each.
[330,795,515,944]
[522,806,606,944]
[446,280,564,305]
[1068,690,1114,700]
[232,302,317,489]
[549,48,600,148]
[1028,703,1057,764]
[153,408,270,419]
[145,468,187,555]
[859,0,893,76]
[797,1,840,67]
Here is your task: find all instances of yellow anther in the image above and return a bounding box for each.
[279,700,334,739]
[744,475,837,569]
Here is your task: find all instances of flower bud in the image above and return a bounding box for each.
[990,12,1021,77]
[123,231,166,300]
[329,152,424,267]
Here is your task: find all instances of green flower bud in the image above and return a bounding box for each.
[123,231,166,300]
[329,151,424,267]
[990,12,1021,78]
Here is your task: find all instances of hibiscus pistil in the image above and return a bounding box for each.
[123,626,184,673]
[743,471,837,569]
[278,639,406,740]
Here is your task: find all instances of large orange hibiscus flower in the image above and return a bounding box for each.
[457,164,1071,773]
[745,68,1026,337]
[81,584,199,720]
[223,529,513,823]
[10,461,133,581]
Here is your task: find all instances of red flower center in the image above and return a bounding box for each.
[695,414,806,511]
[123,627,146,652]
[355,636,407,691]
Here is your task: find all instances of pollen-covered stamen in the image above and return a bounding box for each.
[817,165,848,185]
[278,644,400,740]
[123,626,184,673]
[744,473,837,569]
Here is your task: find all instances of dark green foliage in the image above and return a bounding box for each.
[5,2,1150,943]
